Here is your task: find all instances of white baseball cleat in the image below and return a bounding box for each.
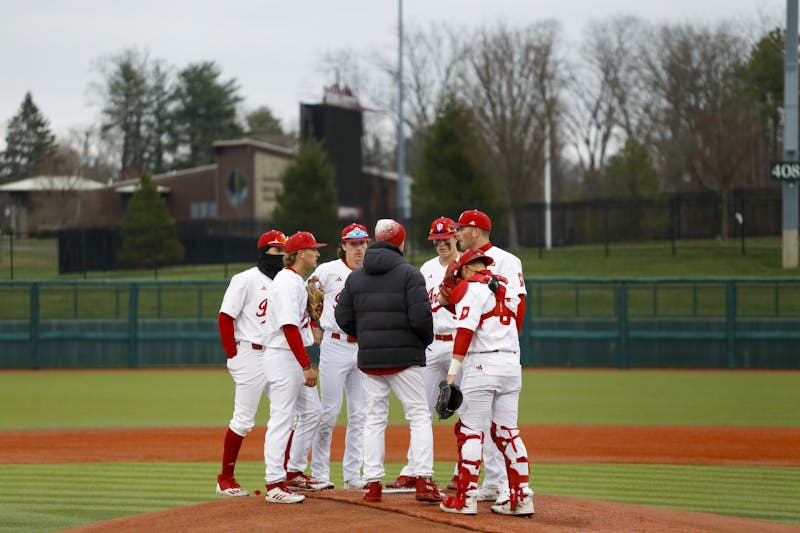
[286,472,334,491]
[265,483,305,504]
[491,489,534,517]
[475,486,500,502]
[344,478,368,490]
[439,491,478,515]
[215,476,249,497]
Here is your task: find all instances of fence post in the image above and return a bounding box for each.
[616,282,629,369]
[9,232,14,280]
[726,281,737,369]
[128,283,139,368]
[670,196,677,257]
[603,201,609,257]
[738,194,746,256]
[30,282,40,369]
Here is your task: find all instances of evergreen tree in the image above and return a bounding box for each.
[271,139,339,255]
[603,138,663,240]
[96,49,177,178]
[172,61,244,168]
[603,139,660,200]
[117,173,184,272]
[411,93,495,238]
[1,92,56,183]
[246,106,283,138]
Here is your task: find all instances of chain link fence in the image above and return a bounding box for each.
[0,187,792,279]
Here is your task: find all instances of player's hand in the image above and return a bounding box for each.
[446,374,456,385]
[303,367,317,387]
[312,327,323,345]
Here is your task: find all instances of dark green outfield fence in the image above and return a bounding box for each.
[0,279,799,369]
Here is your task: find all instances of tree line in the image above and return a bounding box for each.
[0,48,291,184]
[0,13,787,247]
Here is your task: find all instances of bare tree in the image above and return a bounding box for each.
[461,21,563,247]
[365,22,469,174]
[640,22,760,239]
[563,16,651,196]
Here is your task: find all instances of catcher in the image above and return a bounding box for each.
[437,248,535,518]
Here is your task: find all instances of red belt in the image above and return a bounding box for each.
[331,332,357,343]
[434,334,454,341]
[236,341,263,350]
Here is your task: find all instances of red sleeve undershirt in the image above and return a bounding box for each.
[282,324,312,369]
[453,327,474,357]
[218,312,236,358]
[515,296,526,334]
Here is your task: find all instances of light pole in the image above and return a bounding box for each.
[783,0,799,268]
[396,0,409,223]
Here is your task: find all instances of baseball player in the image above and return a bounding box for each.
[215,229,287,498]
[387,216,460,489]
[439,248,534,517]
[262,231,329,504]
[449,209,528,504]
[309,223,371,489]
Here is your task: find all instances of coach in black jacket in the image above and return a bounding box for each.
[335,219,441,504]
[336,231,433,369]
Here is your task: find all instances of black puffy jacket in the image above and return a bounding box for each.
[335,241,433,370]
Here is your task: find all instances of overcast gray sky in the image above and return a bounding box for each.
[0,0,783,147]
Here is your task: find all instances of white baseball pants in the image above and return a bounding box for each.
[226,344,266,436]
[311,333,364,482]
[262,348,321,484]
[362,366,434,482]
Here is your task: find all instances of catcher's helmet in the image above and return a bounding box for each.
[455,248,494,276]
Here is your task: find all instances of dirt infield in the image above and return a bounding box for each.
[4,424,799,532]
[2,424,799,466]
[64,491,799,533]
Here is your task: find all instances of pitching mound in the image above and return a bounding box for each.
[63,489,796,533]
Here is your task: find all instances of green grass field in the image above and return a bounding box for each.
[1,240,799,530]
[1,237,796,280]
[0,369,798,532]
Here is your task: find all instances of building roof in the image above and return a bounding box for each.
[0,175,106,192]
[213,137,296,157]
[114,183,170,193]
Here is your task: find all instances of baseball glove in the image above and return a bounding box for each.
[306,279,324,321]
[438,259,460,305]
[435,380,463,420]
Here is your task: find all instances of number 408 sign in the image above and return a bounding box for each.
[770,161,800,181]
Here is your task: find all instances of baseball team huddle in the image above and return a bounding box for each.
[215,209,534,518]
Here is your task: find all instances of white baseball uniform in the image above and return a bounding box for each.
[263,267,322,485]
[219,266,270,437]
[396,255,457,479]
[461,243,527,497]
[309,259,365,484]
[453,274,531,500]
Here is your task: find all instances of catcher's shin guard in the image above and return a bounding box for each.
[491,421,530,510]
[455,419,483,489]
[441,420,482,514]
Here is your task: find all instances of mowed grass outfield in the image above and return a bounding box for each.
[0,370,798,532]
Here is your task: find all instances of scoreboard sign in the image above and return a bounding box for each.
[770,161,800,181]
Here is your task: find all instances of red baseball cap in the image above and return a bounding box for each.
[456,248,494,273]
[341,223,370,242]
[374,218,406,248]
[427,216,457,240]
[456,209,492,231]
[285,231,328,253]
[257,230,287,249]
